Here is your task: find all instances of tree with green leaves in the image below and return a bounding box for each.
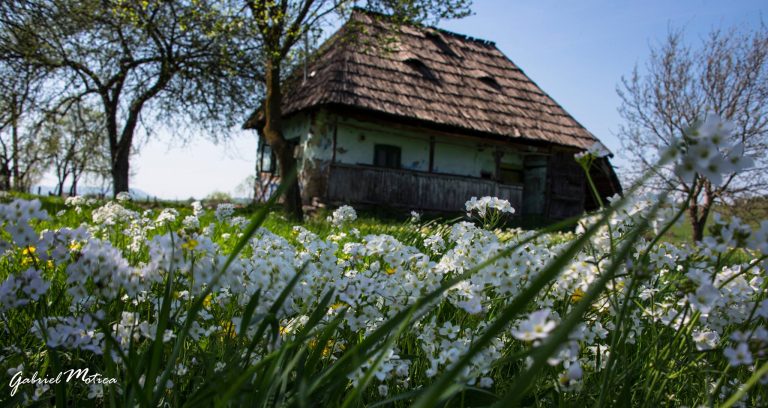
[0,63,48,192]
[244,0,473,219]
[0,0,264,196]
[42,105,111,196]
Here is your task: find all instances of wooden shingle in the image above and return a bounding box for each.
[247,9,606,152]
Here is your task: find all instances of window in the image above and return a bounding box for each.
[468,69,502,91]
[426,31,461,59]
[404,58,439,82]
[478,76,502,91]
[499,164,523,184]
[374,144,401,169]
[259,143,277,174]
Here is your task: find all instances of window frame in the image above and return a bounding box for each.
[498,163,524,185]
[373,144,402,169]
[259,143,278,175]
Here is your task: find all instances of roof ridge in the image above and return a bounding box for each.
[350,7,497,48]
[245,7,608,152]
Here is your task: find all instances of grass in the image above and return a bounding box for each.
[0,189,766,407]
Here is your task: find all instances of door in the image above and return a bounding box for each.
[522,155,548,216]
[546,152,585,219]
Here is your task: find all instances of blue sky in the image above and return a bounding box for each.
[55,0,765,200]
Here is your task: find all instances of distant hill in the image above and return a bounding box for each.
[32,185,253,204]
[32,185,152,200]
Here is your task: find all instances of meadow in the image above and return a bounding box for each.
[0,184,766,407]
[1,116,768,407]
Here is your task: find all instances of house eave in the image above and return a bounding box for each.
[279,102,601,153]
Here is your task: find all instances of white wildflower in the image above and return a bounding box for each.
[215,203,235,221]
[328,205,357,227]
[511,309,557,342]
[724,343,753,367]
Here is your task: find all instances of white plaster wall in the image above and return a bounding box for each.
[334,118,430,171]
[283,109,338,203]
[432,139,495,177]
[288,111,527,179]
[283,112,310,142]
[500,150,523,168]
[299,110,334,163]
[277,110,335,173]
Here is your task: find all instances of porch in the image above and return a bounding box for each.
[325,164,524,213]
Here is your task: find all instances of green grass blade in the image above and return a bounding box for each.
[493,205,657,406]
[151,169,297,406]
[238,289,263,338]
[721,361,768,408]
[411,184,643,408]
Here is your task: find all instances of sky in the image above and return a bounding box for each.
[44,0,767,200]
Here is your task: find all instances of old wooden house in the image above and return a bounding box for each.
[245,10,621,220]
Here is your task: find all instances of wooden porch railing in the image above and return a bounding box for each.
[326,164,523,213]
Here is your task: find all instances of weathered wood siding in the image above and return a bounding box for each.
[522,155,548,216]
[545,152,585,219]
[326,164,523,213]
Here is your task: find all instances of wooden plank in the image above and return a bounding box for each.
[522,155,547,215]
[545,152,585,219]
[327,164,522,212]
[428,136,435,173]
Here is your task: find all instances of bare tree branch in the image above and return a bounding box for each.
[618,24,768,239]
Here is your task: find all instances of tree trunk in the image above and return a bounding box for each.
[0,161,10,190]
[103,93,130,197]
[111,142,131,196]
[688,184,713,242]
[70,177,78,196]
[10,95,20,191]
[55,156,70,196]
[56,176,66,196]
[689,208,705,242]
[70,165,81,196]
[107,105,134,197]
[103,69,168,198]
[275,140,303,218]
[261,59,303,220]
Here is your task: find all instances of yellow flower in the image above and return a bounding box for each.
[182,239,198,251]
[571,288,585,303]
[21,244,38,267]
[46,260,54,269]
[385,267,396,275]
[219,321,236,338]
[322,344,334,357]
[69,242,82,252]
[307,339,338,357]
[203,294,213,309]
[330,301,348,310]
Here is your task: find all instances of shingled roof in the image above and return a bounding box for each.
[247,9,607,151]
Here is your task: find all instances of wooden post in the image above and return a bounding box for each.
[331,117,338,164]
[428,136,435,173]
[493,150,502,182]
